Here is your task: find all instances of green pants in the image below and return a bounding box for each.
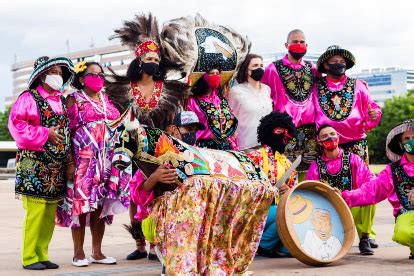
[351,205,377,239]
[22,196,57,266]
[393,212,414,253]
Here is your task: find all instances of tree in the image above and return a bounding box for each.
[0,105,12,141]
[367,89,414,164]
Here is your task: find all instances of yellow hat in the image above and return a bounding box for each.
[287,194,313,224]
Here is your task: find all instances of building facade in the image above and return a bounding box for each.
[352,68,414,106]
[7,45,133,106]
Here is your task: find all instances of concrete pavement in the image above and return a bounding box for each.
[0,179,412,275]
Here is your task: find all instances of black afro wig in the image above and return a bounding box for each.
[257,111,297,153]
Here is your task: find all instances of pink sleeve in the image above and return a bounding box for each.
[342,166,393,207]
[357,80,382,131]
[67,102,79,132]
[261,63,278,109]
[351,154,376,189]
[8,92,49,150]
[129,169,154,221]
[305,161,320,181]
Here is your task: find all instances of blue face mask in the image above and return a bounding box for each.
[402,139,414,154]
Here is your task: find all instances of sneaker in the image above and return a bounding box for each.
[41,261,59,269]
[359,237,374,255]
[368,238,379,248]
[126,249,148,260]
[23,262,46,270]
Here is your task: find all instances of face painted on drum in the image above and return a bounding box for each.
[311,211,333,241]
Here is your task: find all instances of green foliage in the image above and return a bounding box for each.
[0,105,12,141]
[367,89,414,164]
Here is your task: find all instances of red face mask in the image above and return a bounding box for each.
[320,136,339,150]
[288,43,307,53]
[206,74,221,89]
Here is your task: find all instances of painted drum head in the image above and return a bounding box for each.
[276,180,355,266]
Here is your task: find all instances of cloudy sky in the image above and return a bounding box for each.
[0,0,412,111]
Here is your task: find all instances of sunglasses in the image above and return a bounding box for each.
[84,73,105,78]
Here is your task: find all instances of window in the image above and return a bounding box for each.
[360,75,391,86]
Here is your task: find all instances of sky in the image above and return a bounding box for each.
[1,0,413,111]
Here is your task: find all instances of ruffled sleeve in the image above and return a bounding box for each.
[8,91,49,150]
[129,169,154,221]
[350,153,376,189]
[261,63,278,109]
[356,80,382,132]
[305,161,320,181]
[67,100,79,133]
[342,166,393,207]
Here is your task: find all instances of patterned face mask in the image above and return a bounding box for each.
[320,136,339,150]
[402,139,414,154]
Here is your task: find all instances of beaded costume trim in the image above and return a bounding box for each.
[317,77,356,121]
[274,59,314,102]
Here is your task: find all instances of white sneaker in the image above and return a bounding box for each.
[89,255,117,264]
[72,258,89,267]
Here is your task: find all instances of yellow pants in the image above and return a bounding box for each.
[22,196,57,266]
[351,205,377,239]
[393,212,414,253]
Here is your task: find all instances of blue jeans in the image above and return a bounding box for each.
[259,205,290,255]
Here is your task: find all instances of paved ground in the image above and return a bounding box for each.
[0,178,413,276]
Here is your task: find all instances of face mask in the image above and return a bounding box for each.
[320,136,339,150]
[84,75,105,93]
[250,68,264,81]
[181,132,197,146]
[402,139,414,154]
[327,63,346,76]
[44,74,63,91]
[206,74,221,89]
[141,62,159,75]
[288,43,307,60]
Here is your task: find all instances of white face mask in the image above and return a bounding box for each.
[44,74,63,91]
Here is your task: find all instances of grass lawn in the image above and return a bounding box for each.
[369,164,386,175]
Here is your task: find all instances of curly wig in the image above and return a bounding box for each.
[257,111,297,153]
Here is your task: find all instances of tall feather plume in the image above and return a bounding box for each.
[111,13,161,50]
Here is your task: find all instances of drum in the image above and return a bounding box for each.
[276,180,355,266]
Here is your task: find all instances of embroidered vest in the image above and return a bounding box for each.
[391,161,414,214]
[274,59,314,102]
[15,89,70,201]
[317,77,356,121]
[194,96,238,141]
[317,152,352,191]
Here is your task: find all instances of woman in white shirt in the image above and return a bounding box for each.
[228,54,273,150]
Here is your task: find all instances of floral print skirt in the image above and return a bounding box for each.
[149,175,275,275]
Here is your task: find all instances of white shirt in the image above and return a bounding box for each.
[228,82,273,150]
[301,230,342,261]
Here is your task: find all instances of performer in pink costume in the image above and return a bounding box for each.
[262,29,318,173]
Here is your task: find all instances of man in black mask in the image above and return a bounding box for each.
[165,111,206,146]
[314,45,382,252]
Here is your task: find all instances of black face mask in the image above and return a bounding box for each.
[141,62,159,75]
[250,68,265,81]
[288,51,306,60]
[327,63,346,76]
[181,132,197,146]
